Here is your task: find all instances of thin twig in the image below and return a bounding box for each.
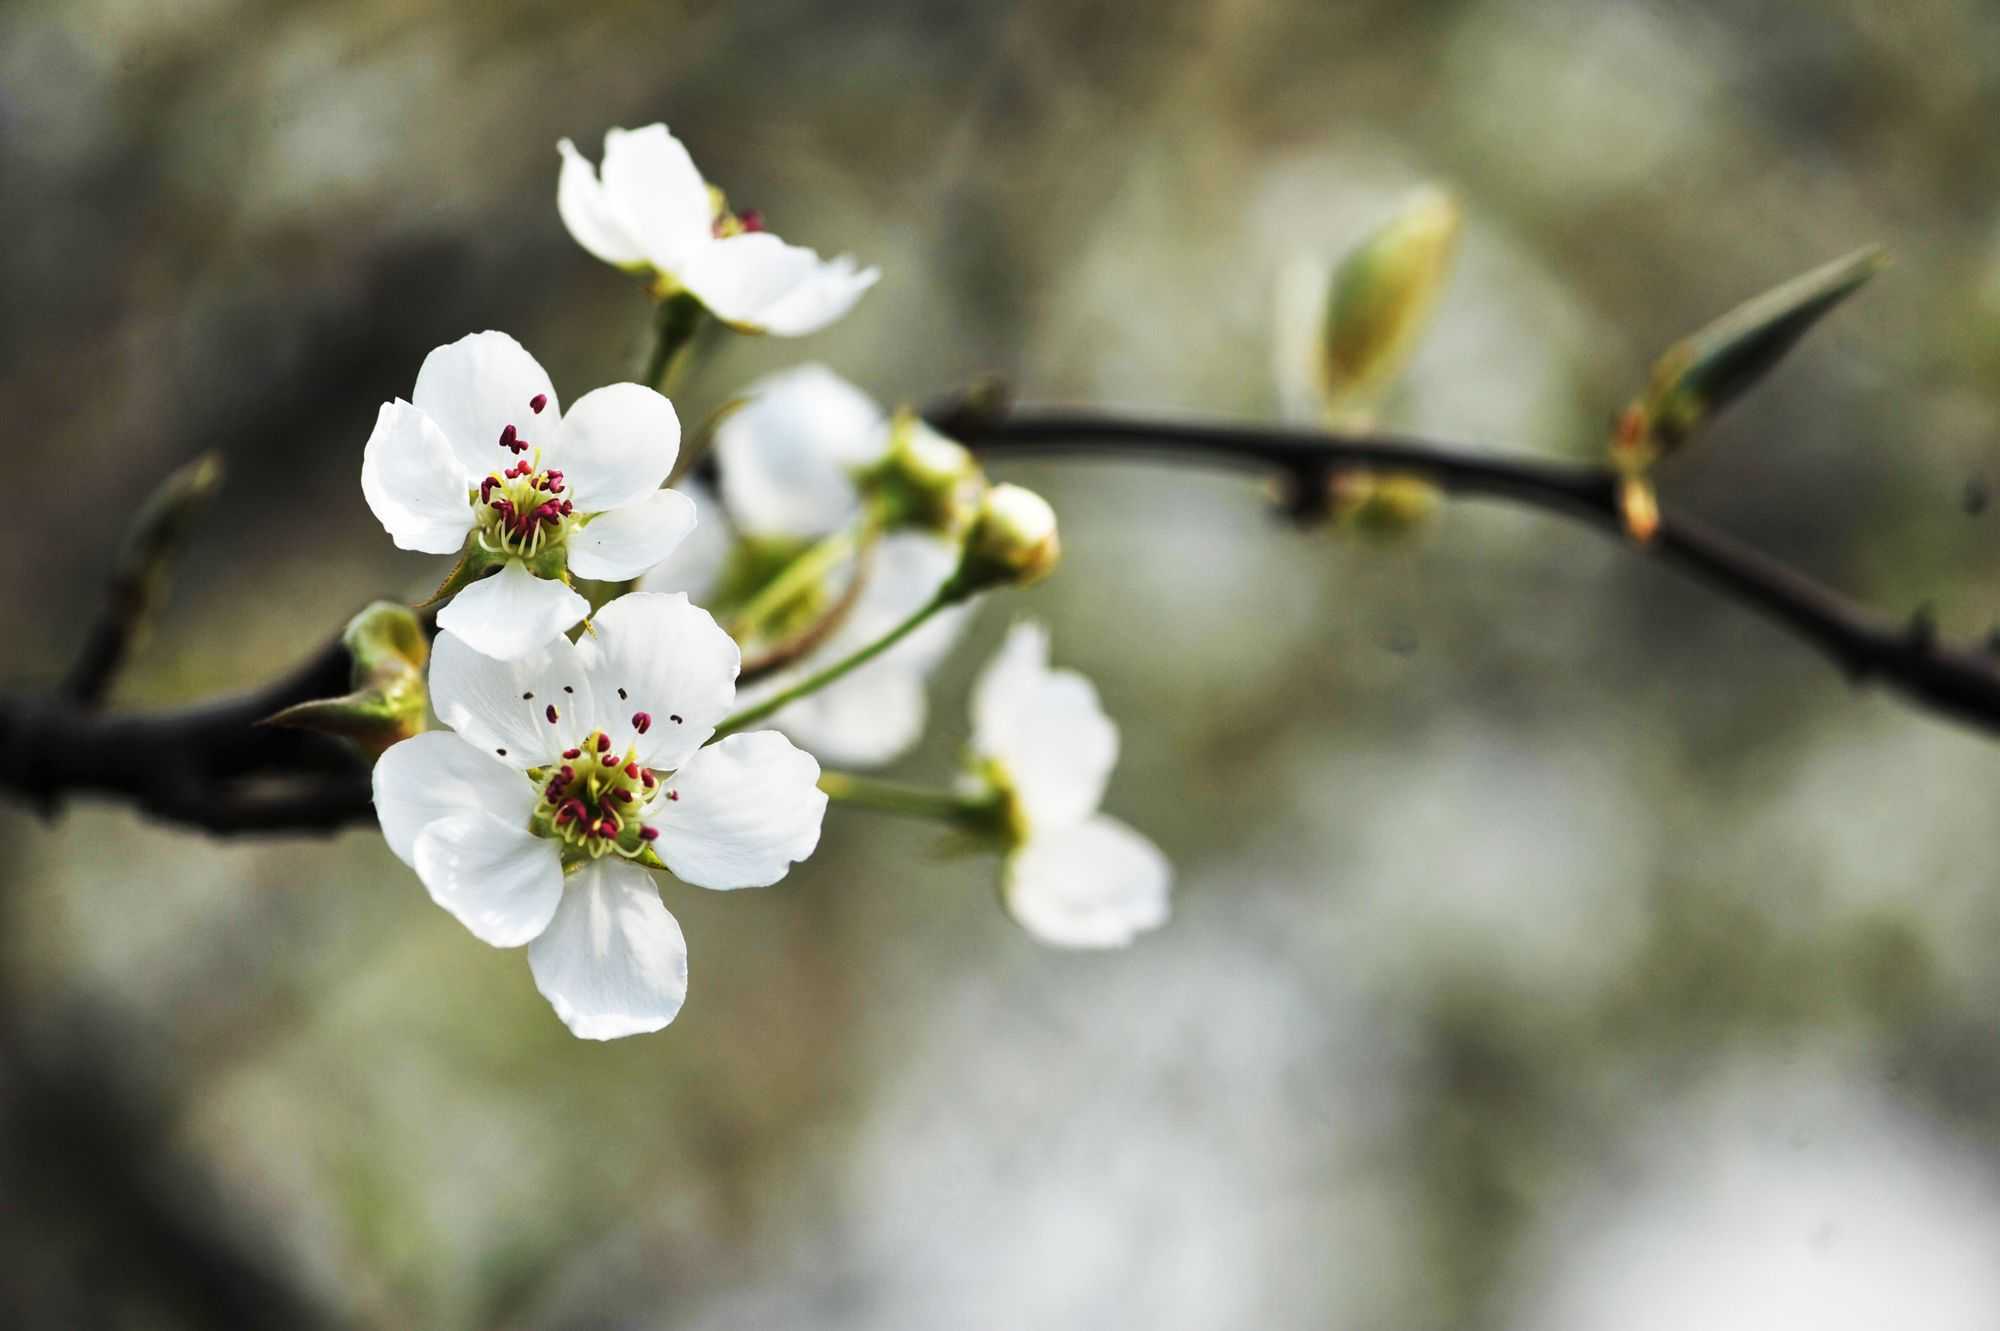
[931,401,2000,734]
[8,403,2000,840]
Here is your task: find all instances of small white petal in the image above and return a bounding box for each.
[551,382,681,513]
[600,124,714,274]
[737,533,969,768]
[680,232,880,336]
[372,731,535,867]
[429,625,594,767]
[566,488,698,582]
[435,560,591,663]
[556,136,648,269]
[715,364,886,537]
[636,480,731,598]
[574,592,739,769]
[528,859,689,1040]
[1004,815,1171,948]
[970,622,1117,832]
[359,400,473,554]
[412,812,564,947]
[412,330,561,479]
[838,533,969,675]
[653,731,826,889]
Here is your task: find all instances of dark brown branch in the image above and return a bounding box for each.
[931,402,2000,735]
[9,404,2000,841]
[60,454,224,710]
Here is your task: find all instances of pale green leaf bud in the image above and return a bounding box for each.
[1317,188,1462,419]
[1625,244,1884,460]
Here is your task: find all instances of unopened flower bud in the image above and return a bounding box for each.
[945,484,1061,600]
[1327,469,1441,537]
[262,602,430,757]
[1316,188,1462,420]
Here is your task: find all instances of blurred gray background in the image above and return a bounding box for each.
[6,0,2000,1326]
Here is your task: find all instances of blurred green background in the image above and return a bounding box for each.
[7,0,2000,1326]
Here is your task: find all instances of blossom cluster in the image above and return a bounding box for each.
[358,125,1169,1039]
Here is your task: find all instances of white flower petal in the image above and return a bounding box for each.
[412,811,564,947]
[635,480,731,599]
[435,559,591,663]
[652,731,825,889]
[1004,815,1171,949]
[429,625,594,767]
[970,621,1117,832]
[680,232,880,337]
[551,383,681,513]
[830,532,968,674]
[734,533,969,768]
[600,123,713,274]
[576,592,739,769]
[528,859,689,1040]
[565,488,698,582]
[411,330,561,479]
[359,399,473,554]
[556,136,648,269]
[745,666,930,769]
[714,364,886,537]
[372,731,535,867]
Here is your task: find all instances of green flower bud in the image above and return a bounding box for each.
[1327,469,1441,538]
[944,484,1061,601]
[1318,188,1462,420]
[263,602,429,757]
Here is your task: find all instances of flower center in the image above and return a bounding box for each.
[471,393,576,559]
[529,728,665,863]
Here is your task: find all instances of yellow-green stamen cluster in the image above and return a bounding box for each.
[529,728,663,863]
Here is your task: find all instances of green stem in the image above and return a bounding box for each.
[727,517,878,641]
[640,292,709,394]
[818,770,991,823]
[710,589,955,741]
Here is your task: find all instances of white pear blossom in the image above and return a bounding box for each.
[643,480,968,768]
[557,124,879,337]
[967,622,1171,948]
[370,592,826,1039]
[361,330,695,661]
[638,365,977,767]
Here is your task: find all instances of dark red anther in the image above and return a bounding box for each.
[600,750,621,767]
[639,826,660,842]
[560,500,573,515]
[529,393,548,414]
[553,803,575,824]
[596,817,620,838]
[738,209,765,233]
[640,770,656,788]
[615,789,633,804]
[545,704,560,723]
[562,748,581,760]
[595,733,611,753]
[480,476,499,503]
[499,423,517,451]
[667,789,680,802]
[631,711,652,734]
[624,761,639,779]
[564,798,589,823]
[558,765,574,783]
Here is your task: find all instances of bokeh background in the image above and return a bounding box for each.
[6,0,2000,1325]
